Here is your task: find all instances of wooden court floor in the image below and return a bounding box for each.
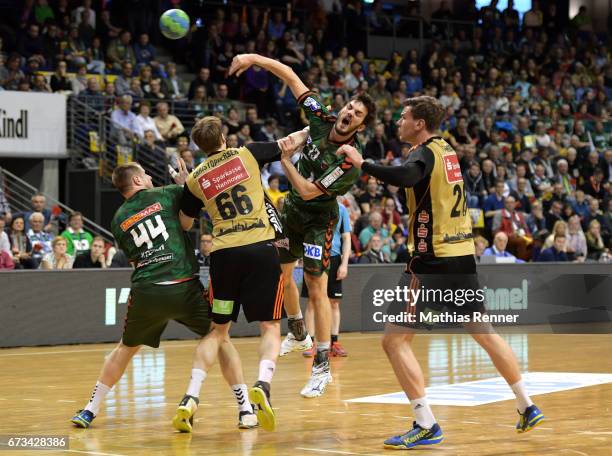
[0,332,610,456]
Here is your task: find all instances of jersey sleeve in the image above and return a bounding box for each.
[180,184,204,218]
[339,205,352,233]
[314,160,360,197]
[406,145,435,177]
[245,142,281,166]
[297,91,336,137]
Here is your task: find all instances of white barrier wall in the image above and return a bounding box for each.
[0,91,67,158]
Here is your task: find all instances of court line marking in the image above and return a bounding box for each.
[65,450,127,456]
[296,447,387,456]
[561,450,589,456]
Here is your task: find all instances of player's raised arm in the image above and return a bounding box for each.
[229,54,309,99]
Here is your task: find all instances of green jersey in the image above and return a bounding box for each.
[111,185,198,288]
[289,91,362,211]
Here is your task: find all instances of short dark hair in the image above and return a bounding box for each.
[112,163,143,194]
[191,116,223,154]
[404,96,445,131]
[351,92,377,126]
[68,211,83,222]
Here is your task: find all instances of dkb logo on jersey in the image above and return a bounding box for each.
[198,157,250,200]
[303,97,321,112]
[303,243,322,260]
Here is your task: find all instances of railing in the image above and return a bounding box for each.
[0,167,114,243]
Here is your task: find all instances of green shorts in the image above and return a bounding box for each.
[278,197,338,277]
[122,279,211,348]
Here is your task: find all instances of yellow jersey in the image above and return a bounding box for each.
[185,146,277,252]
[405,137,475,257]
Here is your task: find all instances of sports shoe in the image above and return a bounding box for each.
[300,360,332,398]
[516,404,544,433]
[172,394,199,433]
[383,422,443,449]
[71,409,95,428]
[330,341,348,357]
[238,410,258,429]
[302,341,317,357]
[280,332,313,356]
[249,381,275,432]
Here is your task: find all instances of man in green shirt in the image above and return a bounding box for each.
[71,162,255,432]
[230,54,376,398]
[61,212,94,256]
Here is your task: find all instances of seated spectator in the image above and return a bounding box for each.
[537,234,569,262]
[86,36,105,75]
[154,101,184,142]
[358,234,390,264]
[0,217,10,254]
[570,189,590,220]
[474,235,489,262]
[8,216,34,269]
[364,123,390,162]
[0,247,14,270]
[585,219,606,261]
[542,220,569,251]
[63,26,87,70]
[382,196,402,230]
[146,78,166,101]
[484,179,506,229]
[115,61,134,96]
[582,198,611,241]
[196,233,212,267]
[464,161,487,208]
[358,212,391,258]
[163,62,185,100]
[1,54,25,91]
[189,86,209,118]
[134,33,162,75]
[138,130,166,186]
[482,232,521,262]
[61,212,93,256]
[509,177,533,214]
[70,64,88,95]
[545,200,564,232]
[40,236,73,270]
[358,176,383,213]
[266,175,287,209]
[73,236,107,268]
[188,67,214,100]
[26,212,53,267]
[236,123,253,146]
[525,200,548,239]
[51,61,72,92]
[253,118,278,142]
[0,187,12,224]
[78,77,104,111]
[582,168,606,200]
[111,95,137,142]
[566,215,588,261]
[107,30,136,71]
[493,195,532,260]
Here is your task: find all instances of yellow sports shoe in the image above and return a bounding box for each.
[172,395,199,433]
[249,381,275,431]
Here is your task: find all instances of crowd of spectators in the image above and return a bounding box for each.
[0,0,610,265]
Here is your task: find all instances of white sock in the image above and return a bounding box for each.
[232,384,252,413]
[186,368,207,398]
[84,381,111,415]
[288,310,303,320]
[410,396,436,429]
[317,341,330,351]
[258,359,276,384]
[510,380,533,413]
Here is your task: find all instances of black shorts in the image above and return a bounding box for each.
[123,279,211,348]
[209,240,283,324]
[386,254,486,328]
[300,255,343,299]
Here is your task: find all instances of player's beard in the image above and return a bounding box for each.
[333,121,359,138]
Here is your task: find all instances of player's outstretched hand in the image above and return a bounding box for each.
[169,158,189,185]
[229,54,257,77]
[336,144,364,169]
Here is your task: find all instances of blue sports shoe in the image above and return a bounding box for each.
[384,422,443,450]
[71,409,95,428]
[516,404,544,433]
